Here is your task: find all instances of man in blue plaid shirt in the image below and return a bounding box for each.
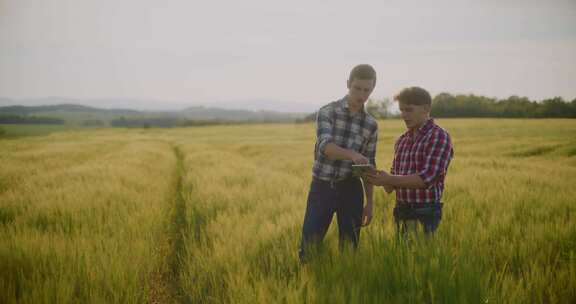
[299,64,379,262]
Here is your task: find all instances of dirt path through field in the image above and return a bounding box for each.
[148,145,191,304]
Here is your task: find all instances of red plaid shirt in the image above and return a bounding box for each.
[391,119,453,204]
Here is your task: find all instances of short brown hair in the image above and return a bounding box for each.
[348,64,377,83]
[394,87,432,106]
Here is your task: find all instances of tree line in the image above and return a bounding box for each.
[110,116,285,128]
[297,94,576,122]
[431,94,576,118]
[360,94,576,119]
[2,93,575,128]
[0,115,65,124]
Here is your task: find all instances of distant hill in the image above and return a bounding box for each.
[0,102,309,127]
[0,104,146,126]
[0,104,140,116]
[180,106,304,122]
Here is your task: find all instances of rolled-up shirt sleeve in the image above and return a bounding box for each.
[316,107,334,155]
[390,139,400,175]
[365,126,378,167]
[418,130,453,188]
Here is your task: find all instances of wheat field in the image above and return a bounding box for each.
[1,119,575,303]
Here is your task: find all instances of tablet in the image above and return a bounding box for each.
[351,164,374,177]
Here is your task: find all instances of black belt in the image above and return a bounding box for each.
[395,202,442,209]
[312,176,359,188]
[394,203,442,219]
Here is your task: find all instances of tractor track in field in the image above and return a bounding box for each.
[148,145,192,304]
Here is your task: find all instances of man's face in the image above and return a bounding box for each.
[399,102,430,130]
[347,78,375,107]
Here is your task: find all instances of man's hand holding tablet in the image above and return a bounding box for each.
[351,164,374,177]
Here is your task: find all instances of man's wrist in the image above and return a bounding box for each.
[345,149,356,161]
[384,174,396,187]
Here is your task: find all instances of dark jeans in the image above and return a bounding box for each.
[393,203,442,241]
[299,177,364,262]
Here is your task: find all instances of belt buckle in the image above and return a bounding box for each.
[330,176,348,188]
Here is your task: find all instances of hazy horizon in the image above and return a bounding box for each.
[1,0,575,112]
[0,96,316,112]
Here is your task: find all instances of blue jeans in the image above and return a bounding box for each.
[393,203,442,240]
[299,177,364,262]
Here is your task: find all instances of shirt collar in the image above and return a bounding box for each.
[417,118,434,134]
[340,95,367,116]
[403,118,434,139]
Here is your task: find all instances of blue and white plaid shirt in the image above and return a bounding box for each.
[312,96,379,181]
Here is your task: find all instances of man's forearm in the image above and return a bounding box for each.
[364,183,374,205]
[388,174,427,189]
[323,143,354,160]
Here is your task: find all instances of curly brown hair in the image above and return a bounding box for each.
[394,87,432,106]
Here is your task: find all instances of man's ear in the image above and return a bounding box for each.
[424,104,432,112]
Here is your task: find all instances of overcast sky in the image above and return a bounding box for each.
[1,0,575,112]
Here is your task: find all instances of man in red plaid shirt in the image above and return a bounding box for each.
[367,87,453,236]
